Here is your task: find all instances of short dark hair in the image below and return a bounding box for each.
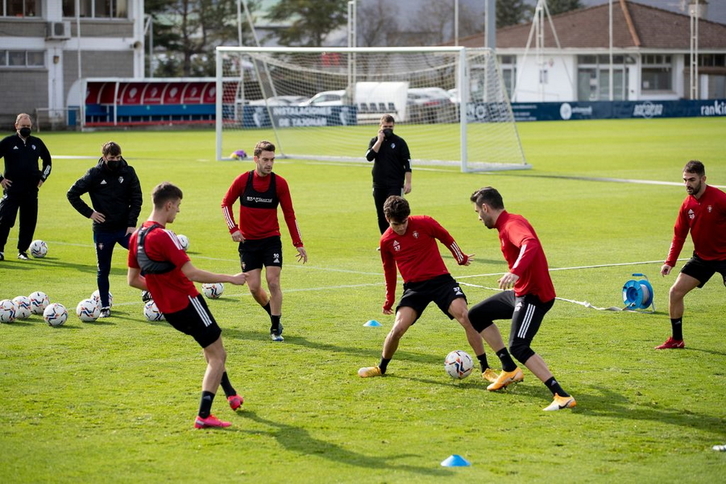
[383,195,410,221]
[683,160,705,176]
[470,186,504,210]
[380,114,395,125]
[102,141,122,157]
[152,182,183,209]
[254,140,275,157]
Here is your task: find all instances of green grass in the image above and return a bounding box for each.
[1,117,725,483]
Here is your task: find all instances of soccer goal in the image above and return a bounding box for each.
[215,46,529,172]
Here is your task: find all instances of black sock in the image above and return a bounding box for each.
[476,353,489,373]
[262,301,272,315]
[671,318,683,340]
[270,315,281,333]
[379,357,391,374]
[496,348,518,372]
[220,372,236,398]
[544,377,569,397]
[198,391,215,418]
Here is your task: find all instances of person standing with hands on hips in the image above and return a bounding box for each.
[656,160,726,350]
[221,140,307,342]
[67,141,142,318]
[0,113,52,261]
[366,114,412,235]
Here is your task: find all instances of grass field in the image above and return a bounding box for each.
[1,117,725,483]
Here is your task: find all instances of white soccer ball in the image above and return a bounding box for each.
[0,299,18,323]
[29,291,50,315]
[444,350,474,379]
[29,239,48,258]
[90,290,112,308]
[202,282,224,299]
[12,295,32,319]
[76,298,101,322]
[143,299,165,321]
[177,234,189,252]
[43,303,68,327]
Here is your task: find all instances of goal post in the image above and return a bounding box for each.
[215,46,529,172]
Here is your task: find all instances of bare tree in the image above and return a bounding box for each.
[357,0,401,47]
[410,0,482,45]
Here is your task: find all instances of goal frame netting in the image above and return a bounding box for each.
[215,46,529,173]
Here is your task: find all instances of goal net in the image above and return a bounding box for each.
[215,47,528,172]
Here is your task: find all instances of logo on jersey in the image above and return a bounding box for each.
[118,176,124,184]
[273,252,281,264]
[392,240,401,252]
[412,230,419,239]
[453,285,463,296]
[707,205,713,213]
[391,143,396,149]
[514,301,523,312]
[688,208,695,220]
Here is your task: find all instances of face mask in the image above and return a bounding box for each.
[106,158,122,171]
[19,127,31,138]
[383,128,393,138]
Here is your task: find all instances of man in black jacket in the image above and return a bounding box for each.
[68,141,143,317]
[365,114,412,235]
[0,113,52,261]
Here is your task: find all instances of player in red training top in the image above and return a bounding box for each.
[358,195,512,383]
[221,140,307,342]
[468,187,576,412]
[656,160,726,350]
[128,182,248,429]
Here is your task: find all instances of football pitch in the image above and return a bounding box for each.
[1,117,725,483]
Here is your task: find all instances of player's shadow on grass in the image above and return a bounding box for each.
[567,385,726,437]
[237,410,453,476]
[13,256,98,275]
[220,327,445,366]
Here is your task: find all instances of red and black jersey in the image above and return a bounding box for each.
[221,170,303,247]
[666,185,726,266]
[495,211,556,303]
[379,215,468,311]
[128,221,196,314]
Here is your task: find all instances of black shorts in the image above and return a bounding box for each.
[681,253,726,288]
[398,274,467,323]
[469,291,554,346]
[238,236,282,272]
[164,294,222,348]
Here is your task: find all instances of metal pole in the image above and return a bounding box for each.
[609,0,613,101]
[454,0,459,46]
[237,0,243,45]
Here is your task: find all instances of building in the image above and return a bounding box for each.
[0,0,145,128]
[454,0,726,102]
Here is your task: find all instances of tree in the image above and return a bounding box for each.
[545,0,583,16]
[496,0,531,28]
[411,0,481,45]
[267,0,349,47]
[146,0,260,77]
[357,0,401,47]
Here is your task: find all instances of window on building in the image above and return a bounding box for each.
[641,54,672,92]
[1,0,39,17]
[577,55,631,101]
[63,0,128,18]
[498,55,517,98]
[0,50,45,68]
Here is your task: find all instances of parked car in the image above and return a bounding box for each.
[248,95,309,106]
[298,90,345,106]
[407,88,453,124]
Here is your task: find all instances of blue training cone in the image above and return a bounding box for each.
[441,454,471,467]
[363,320,381,327]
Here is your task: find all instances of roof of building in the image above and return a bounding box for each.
[454,0,726,50]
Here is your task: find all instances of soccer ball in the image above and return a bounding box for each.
[90,290,112,308]
[143,300,165,321]
[29,291,50,315]
[76,298,101,322]
[43,303,68,327]
[177,234,189,252]
[29,239,48,258]
[230,149,247,160]
[444,350,474,379]
[12,295,32,319]
[202,282,224,299]
[0,299,18,323]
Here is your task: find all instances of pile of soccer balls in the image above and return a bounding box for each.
[0,291,67,327]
